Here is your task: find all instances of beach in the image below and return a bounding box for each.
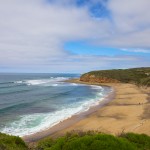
[23,81,114,142]
[54,79,150,136]
[23,79,150,143]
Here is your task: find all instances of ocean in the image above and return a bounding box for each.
[0,73,111,136]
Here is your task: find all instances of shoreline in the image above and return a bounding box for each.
[23,79,150,143]
[51,80,150,137]
[23,80,114,143]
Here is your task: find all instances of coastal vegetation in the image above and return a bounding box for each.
[1,132,150,150]
[0,132,27,150]
[80,67,150,87]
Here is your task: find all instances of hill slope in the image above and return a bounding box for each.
[80,67,150,86]
[36,132,150,150]
[0,132,27,150]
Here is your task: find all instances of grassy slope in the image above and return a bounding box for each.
[36,132,150,150]
[1,132,150,150]
[0,132,28,150]
[80,67,150,86]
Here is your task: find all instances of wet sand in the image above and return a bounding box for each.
[23,79,150,142]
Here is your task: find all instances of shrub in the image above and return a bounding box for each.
[0,132,28,150]
[36,137,54,150]
[1,132,150,150]
[120,133,150,150]
[36,132,141,150]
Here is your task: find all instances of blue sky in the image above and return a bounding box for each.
[0,0,150,73]
[65,41,150,56]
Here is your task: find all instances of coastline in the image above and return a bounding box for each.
[23,79,150,143]
[23,79,114,143]
[52,79,150,136]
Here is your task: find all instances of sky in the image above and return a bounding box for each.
[0,0,150,73]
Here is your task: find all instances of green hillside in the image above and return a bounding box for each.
[1,132,150,150]
[0,132,28,150]
[80,67,150,86]
[36,132,150,150]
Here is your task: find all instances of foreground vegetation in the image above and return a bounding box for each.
[80,67,150,87]
[1,131,150,150]
[0,132,27,150]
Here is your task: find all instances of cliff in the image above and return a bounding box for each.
[80,67,150,86]
[80,74,120,83]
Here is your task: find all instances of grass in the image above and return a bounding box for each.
[1,131,150,150]
[0,132,28,150]
[120,133,150,150]
[36,131,150,150]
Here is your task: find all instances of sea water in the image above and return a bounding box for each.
[0,73,111,136]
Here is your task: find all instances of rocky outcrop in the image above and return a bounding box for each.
[80,74,120,83]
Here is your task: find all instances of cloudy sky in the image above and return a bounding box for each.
[0,0,150,73]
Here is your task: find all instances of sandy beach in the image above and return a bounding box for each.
[23,79,150,142]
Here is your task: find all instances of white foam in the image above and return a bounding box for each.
[52,84,58,87]
[71,83,78,86]
[90,85,103,90]
[1,106,87,136]
[0,82,110,137]
[0,92,106,137]
[14,81,23,84]
[25,80,47,85]
[14,77,69,86]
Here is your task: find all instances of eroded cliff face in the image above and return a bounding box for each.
[80,74,120,83]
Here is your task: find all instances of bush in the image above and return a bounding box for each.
[120,133,150,150]
[1,132,150,150]
[0,132,28,150]
[61,134,136,150]
[36,137,54,150]
[36,132,150,150]
[140,77,150,87]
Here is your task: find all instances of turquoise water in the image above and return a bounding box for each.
[0,73,111,136]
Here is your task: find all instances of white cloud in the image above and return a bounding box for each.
[0,0,98,63]
[0,0,149,72]
[121,48,150,53]
[100,0,150,48]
